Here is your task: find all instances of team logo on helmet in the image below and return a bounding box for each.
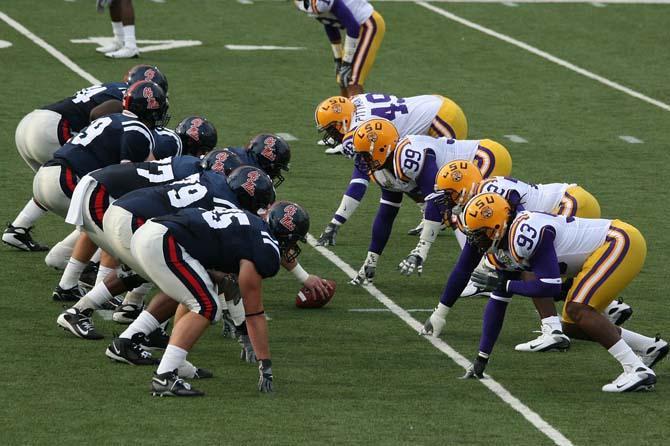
[452,171,463,182]
[261,136,277,161]
[332,103,342,113]
[242,170,260,196]
[144,68,156,82]
[367,131,378,143]
[481,206,493,219]
[280,204,297,231]
[212,151,229,173]
[186,118,204,142]
[142,87,159,110]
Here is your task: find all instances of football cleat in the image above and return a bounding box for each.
[100,295,124,311]
[139,326,169,351]
[601,366,656,393]
[151,370,204,397]
[604,299,633,326]
[407,221,423,236]
[514,324,570,352]
[57,308,104,340]
[460,280,490,298]
[78,262,99,291]
[324,144,344,155]
[52,285,84,302]
[639,336,669,369]
[105,334,158,365]
[2,224,49,251]
[95,40,122,53]
[105,46,140,59]
[112,303,143,324]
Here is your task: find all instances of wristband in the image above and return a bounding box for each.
[291,262,310,283]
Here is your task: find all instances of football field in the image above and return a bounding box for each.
[1,1,669,444]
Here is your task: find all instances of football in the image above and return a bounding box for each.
[295,279,337,309]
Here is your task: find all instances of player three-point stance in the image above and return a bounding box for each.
[313,94,468,245]
[422,193,668,392]
[294,1,384,97]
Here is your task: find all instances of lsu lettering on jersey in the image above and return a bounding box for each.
[295,0,373,27]
[506,211,611,276]
[477,177,572,212]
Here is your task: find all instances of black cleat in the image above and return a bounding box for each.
[112,303,143,324]
[193,368,214,379]
[2,224,49,251]
[56,307,104,340]
[100,294,124,311]
[52,285,84,302]
[140,325,169,351]
[151,369,204,397]
[78,261,99,291]
[105,333,159,365]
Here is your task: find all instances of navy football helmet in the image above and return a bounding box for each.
[125,64,169,94]
[123,80,169,129]
[201,148,243,176]
[227,166,275,214]
[247,134,291,187]
[175,116,218,157]
[267,201,309,262]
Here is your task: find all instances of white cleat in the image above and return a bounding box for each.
[324,144,344,155]
[602,366,656,393]
[105,46,140,59]
[604,299,633,326]
[639,336,669,369]
[460,280,490,298]
[96,40,122,54]
[419,310,446,337]
[515,324,570,352]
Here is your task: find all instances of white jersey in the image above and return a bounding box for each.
[477,177,572,212]
[505,211,611,276]
[295,0,373,27]
[350,94,442,136]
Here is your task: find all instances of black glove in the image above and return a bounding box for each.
[470,269,508,294]
[460,354,489,379]
[316,223,339,246]
[334,58,342,77]
[337,61,353,88]
[258,359,273,393]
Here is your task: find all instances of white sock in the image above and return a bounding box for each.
[91,249,102,263]
[157,344,188,375]
[12,200,47,228]
[96,266,116,285]
[608,338,645,371]
[541,316,562,332]
[120,311,160,340]
[112,21,123,43]
[122,283,153,306]
[58,258,87,289]
[620,328,656,352]
[73,282,112,311]
[123,25,137,49]
[177,360,197,379]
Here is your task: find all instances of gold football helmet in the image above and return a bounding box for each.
[350,118,399,172]
[460,192,512,251]
[434,160,483,209]
[314,96,355,146]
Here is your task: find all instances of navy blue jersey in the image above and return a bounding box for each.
[115,171,239,220]
[155,207,281,278]
[89,156,202,199]
[54,112,154,177]
[152,127,183,159]
[227,146,259,169]
[42,82,127,133]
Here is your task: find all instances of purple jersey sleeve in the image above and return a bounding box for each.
[439,243,483,307]
[415,151,442,223]
[507,227,562,297]
[324,24,342,43]
[368,189,402,255]
[332,0,361,38]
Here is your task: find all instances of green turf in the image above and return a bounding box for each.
[0,1,668,444]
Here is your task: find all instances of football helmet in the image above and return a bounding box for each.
[314,96,355,147]
[201,148,243,176]
[175,116,218,157]
[125,64,169,94]
[434,160,483,208]
[350,118,399,173]
[267,201,310,263]
[460,193,512,252]
[247,134,291,187]
[227,166,276,214]
[123,80,170,129]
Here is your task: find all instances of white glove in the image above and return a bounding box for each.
[398,244,426,276]
[349,251,379,285]
[419,303,450,337]
[399,220,440,276]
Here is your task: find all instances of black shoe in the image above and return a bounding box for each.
[56,307,104,340]
[140,325,169,351]
[2,224,49,251]
[100,294,124,311]
[112,303,143,324]
[151,369,204,397]
[105,333,159,365]
[193,368,214,379]
[52,285,84,302]
[78,261,99,290]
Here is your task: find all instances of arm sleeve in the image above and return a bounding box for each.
[507,228,562,297]
[120,129,152,162]
[368,189,403,255]
[332,0,361,38]
[438,243,483,307]
[324,24,342,43]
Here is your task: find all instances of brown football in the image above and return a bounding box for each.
[295,279,336,309]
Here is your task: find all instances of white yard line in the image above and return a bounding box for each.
[371,0,670,3]
[618,135,643,144]
[415,1,670,112]
[504,134,529,143]
[307,235,574,446]
[225,44,305,51]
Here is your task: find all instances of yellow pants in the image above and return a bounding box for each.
[474,139,512,178]
[553,185,601,218]
[350,11,385,86]
[562,220,646,323]
[427,96,468,140]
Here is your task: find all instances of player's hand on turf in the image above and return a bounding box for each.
[337,62,353,88]
[470,268,506,293]
[258,359,273,393]
[303,274,332,299]
[349,252,379,286]
[419,309,446,337]
[239,334,257,364]
[316,223,339,246]
[334,58,343,77]
[460,354,489,379]
[398,250,424,276]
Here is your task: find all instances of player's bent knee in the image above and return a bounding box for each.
[565,301,589,323]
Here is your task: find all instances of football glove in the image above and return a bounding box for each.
[470,268,508,294]
[420,306,447,337]
[398,251,423,276]
[258,359,273,393]
[239,334,257,364]
[316,223,339,246]
[460,354,489,379]
[349,252,378,286]
[334,58,342,77]
[221,310,238,339]
[96,0,113,13]
[337,61,353,88]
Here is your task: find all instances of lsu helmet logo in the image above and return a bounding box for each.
[142,87,159,109]
[452,170,463,182]
[186,118,204,142]
[481,206,493,219]
[144,68,156,82]
[280,204,298,231]
[261,137,277,161]
[242,170,261,196]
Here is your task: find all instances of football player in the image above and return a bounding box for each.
[293,1,385,97]
[346,118,511,286]
[424,160,632,351]
[96,0,140,59]
[4,65,167,253]
[313,94,468,245]
[130,201,309,396]
[423,193,668,392]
